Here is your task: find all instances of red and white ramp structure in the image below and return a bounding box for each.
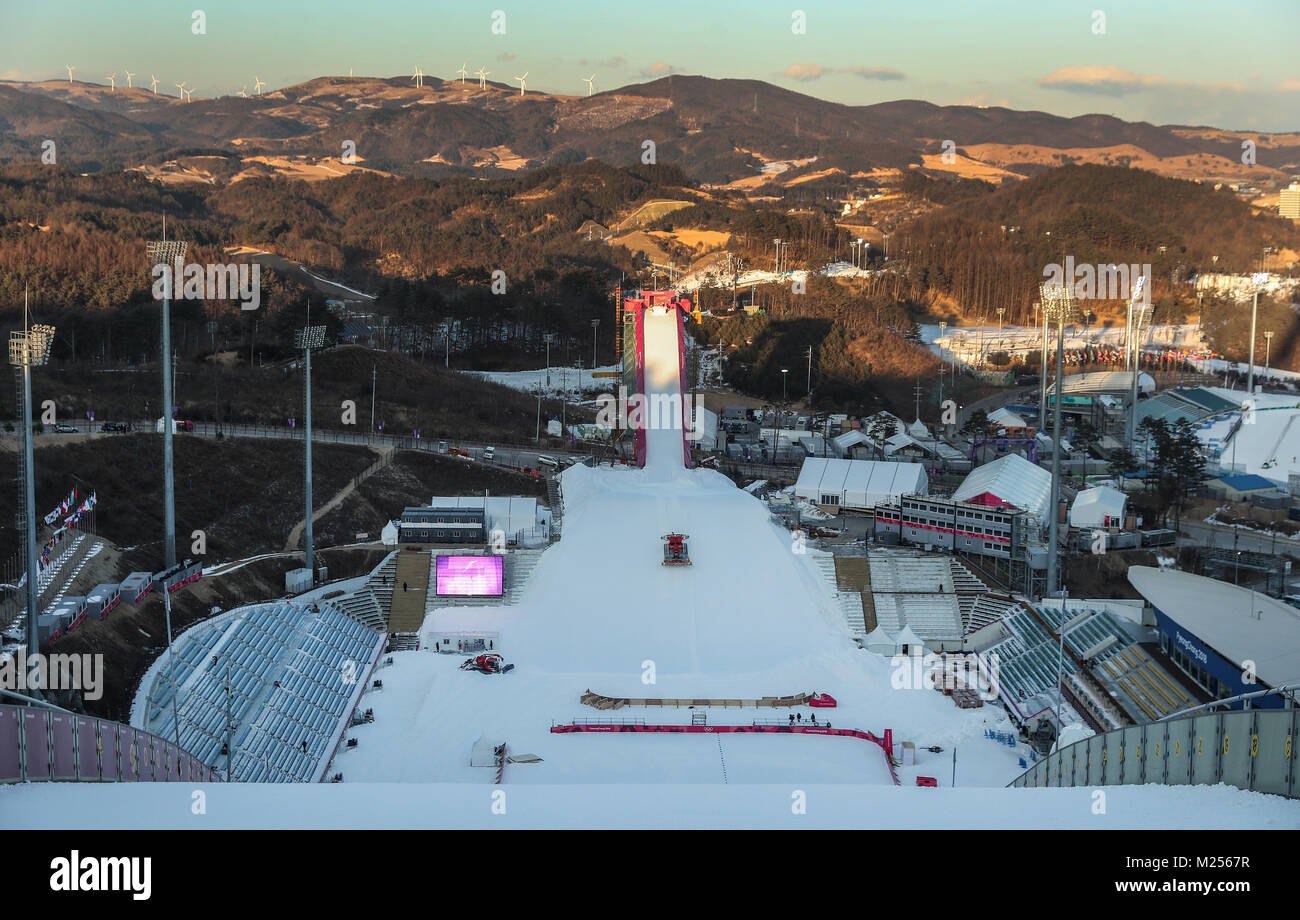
[620,290,695,470]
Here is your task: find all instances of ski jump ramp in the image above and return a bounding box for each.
[622,290,696,471]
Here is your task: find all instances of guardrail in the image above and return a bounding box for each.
[0,702,221,783]
[1009,705,1299,798]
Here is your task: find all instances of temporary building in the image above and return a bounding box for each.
[864,625,896,656]
[794,458,928,511]
[1069,486,1128,529]
[952,453,1051,522]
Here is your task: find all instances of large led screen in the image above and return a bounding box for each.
[435,555,504,596]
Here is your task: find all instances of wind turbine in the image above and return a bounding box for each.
[175,81,187,101]
[238,86,248,98]
[457,62,468,84]
[150,75,159,93]
[475,67,489,89]
[106,72,117,91]
[125,70,135,88]
[514,72,527,96]
[412,66,424,88]
[254,76,266,95]
[583,73,595,96]
[65,65,75,83]
[183,87,195,103]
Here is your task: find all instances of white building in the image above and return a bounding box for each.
[793,458,928,511]
[1069,485,1128,529]
[1280,182,1300,221]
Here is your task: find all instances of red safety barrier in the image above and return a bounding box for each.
[916,776,937,787]
[551,722,900,785]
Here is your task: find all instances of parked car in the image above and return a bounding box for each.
[536,455,559,469]
[100,422,132,433]
[177,420,195,432]
[54,424,78,434]
[483,446,495,461]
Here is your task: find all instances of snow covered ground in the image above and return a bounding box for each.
[473,364,620,396]
[10,301,1298,828]
[332,306,1027,787]
[4,780,1297,829]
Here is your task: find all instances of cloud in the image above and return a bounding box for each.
[1278,78,1300,92]
[641,61,676,78]
[782,63,827,82]
[841,66,905,81]
[1037,65,1243,96]
[779,63,905,83]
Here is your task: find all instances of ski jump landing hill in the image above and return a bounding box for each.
[622,290,695,470]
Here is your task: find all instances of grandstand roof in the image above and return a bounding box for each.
[952,453,1051,521]
[1135,391,1213,428]
[1050,371,1155,396]
[1128,566,1300,689]
[988,407,1028,428]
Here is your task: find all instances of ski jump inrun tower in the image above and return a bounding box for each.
[620,289,695,470]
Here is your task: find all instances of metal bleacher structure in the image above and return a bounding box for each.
[974,601,1187,730]
[141,600,384,782]
[861,550,1016,646]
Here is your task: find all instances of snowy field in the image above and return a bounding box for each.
[474,364,620,396]
[333,307,1027,787]
[14,302,1299,828]
[3,781,1296,830]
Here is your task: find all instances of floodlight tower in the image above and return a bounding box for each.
[9,300,55,684]
[1124,276,1151,450]
[296,323,327,578]
[1040,282,1079,601]
[147,237,187,568]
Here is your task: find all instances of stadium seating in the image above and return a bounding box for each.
[142,600,383,782]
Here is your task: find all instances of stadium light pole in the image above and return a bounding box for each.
[147,237,188,569]
[1265,331,1274,378]
[1125,277,1152,451]
[296,323,327,579]
[9,301,55,689]
[591,318,600,368]
[1041,283,1078,601]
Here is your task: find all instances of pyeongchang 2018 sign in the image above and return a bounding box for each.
[1174,629,1210,666]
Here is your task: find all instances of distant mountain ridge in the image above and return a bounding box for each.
[1,74,1296,185]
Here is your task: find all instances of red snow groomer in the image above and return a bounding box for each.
[662,533,692,566]
[460,653,514,674]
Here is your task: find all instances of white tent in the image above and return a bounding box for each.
[1069,485,1128,529]
[988,407,1028,428]
[864,625,896,655]
[793,458,928,510]
[894,623,926,654]
[906,418,930,438]
[381,520,399,546]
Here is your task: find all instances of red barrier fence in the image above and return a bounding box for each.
[550,722,901,785]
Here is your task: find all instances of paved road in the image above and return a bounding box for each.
[3,422,611,478]
[1180,519,1300,558]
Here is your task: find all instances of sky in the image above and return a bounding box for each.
[2,0,1298,131]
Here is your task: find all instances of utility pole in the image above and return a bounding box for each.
[369,364,376,439]
[805,346,813,396]
[535,379,542,443]
[591,318,600,368]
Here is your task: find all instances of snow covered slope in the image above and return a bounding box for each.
[332,298,1028,786]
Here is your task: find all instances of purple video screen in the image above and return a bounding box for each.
[436,555,504,596]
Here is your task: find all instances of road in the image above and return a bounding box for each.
[1180,519,1300,558]
[2,421,617,479]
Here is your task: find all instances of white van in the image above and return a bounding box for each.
[537,455,559,469]
[483,446,495,461]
